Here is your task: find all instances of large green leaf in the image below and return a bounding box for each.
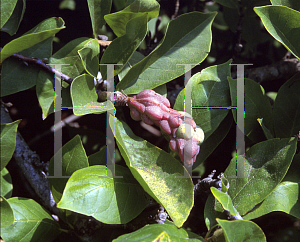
[57,165,149,224]
[78,39,100,78]
[87,0,112,37]
[0,17,65,63]
[100,14,147,80]
[0,0,18,28]
[48,135,88,203]
[116,11,217,94]
[0,197,60,242]
[1,0,26,35]
[224,138,297,215]
[254,5,300,59]
[273,73,300,138]
[49,37,94,81]
[243,181,300,220]
[174,60,231,140]
[228,77,273,142]
[211,187,238,216]
[271,0,300,11]
[217,219,266,242]
[70,74,110,115]
[1,26,58,97]
[0,196,14,229]
[118,51,144,81]
[110,116,194,227]
[0,120,20,170]
[113,224,204,242]
[0,168,13,199]
[104,0,159,37]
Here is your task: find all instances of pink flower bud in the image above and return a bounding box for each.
[169,139,177,151]
[145,106,163,120]
[160,120,171,134]
[130,108,141,121]
[141,113,154,125]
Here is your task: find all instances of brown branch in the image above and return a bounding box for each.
[1,103,59,215]
[7,52,73,85]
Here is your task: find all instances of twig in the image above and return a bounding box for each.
[8,52,73,85]
[1,102,59,215]
[171,0,180,20]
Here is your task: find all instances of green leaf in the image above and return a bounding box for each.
[78,39,100,78]
[273,72,300,138]
[257,118,274,140]
[243,181,300,220]
[57,165,149,224]
[71,74,110,115]
[87,0,112,37]
[211,187,238,215]
[271,0,300,11]
[1,168,13,199]
[174,60,232,140]
[0,17,65,63]
[0,0,18,28]
[1,38,53,97]
[118,51,144,81]
[59,0,76,10]
[48,135,89,203]
[100,14,148,80]
[215,0,238,9]
[88,145,122,166]
[110,116,194,227]
[49,37,94,81]
[228,77,273,142]
[224,138,297,215]
[254,5,300,59]
[113,224,204,241]
[104,0,159,37]
[217,219,266,242]
[204,194,226,230]
[0,196,14,228]
[116,12,217,94]
[1,0,26,35]
[283,153,300,183]
[1,197,60,242]
[0,120,20,170]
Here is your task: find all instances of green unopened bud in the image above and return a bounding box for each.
[176,123,194,139]
[194,126,205,144]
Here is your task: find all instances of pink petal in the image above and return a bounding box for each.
[141,113,154,125]
[145,106,163,120]
[168,115,182,128]
[128,100,145,113]
[136,89,156,99]
[130,108,141,121]
[160,120,171,134]
[169,139,177,151]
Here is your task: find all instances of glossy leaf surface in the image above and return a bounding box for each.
[1,168,13,199]
[273,73,300,138]
[100,14,147,80]
[243,181,300,220]
[113,224,204,241]
[87,0,112,37]
[0,196,14,228]
[110,116,194,227]
[224,138,297,215]
[217,219,266,242]
[254,5,300,59]
[116,12,217,94]
[57,165,149,224]
[71,74,109,115]
[0,120,20,170]
[0,17,65,63]
[1,198,60,242]
[104,0,159,37]
[211,187,238,215]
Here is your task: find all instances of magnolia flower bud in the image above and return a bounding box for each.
[194,126,205,145]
